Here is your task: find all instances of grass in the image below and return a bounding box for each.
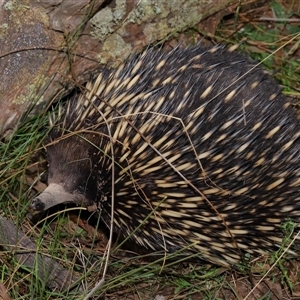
[1,1,300,299]
[215,0,300,98]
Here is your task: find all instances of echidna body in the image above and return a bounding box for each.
[31,45,300,266]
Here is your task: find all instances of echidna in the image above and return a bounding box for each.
[30,45,300,267]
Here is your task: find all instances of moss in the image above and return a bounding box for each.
[91,0,127,41]
[12,75,46,106]
[0,23,9,38]
[100,34,133,65]
[91,0,205,64]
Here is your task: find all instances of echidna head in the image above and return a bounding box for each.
[30,133,108,216]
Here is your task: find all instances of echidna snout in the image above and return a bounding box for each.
[30,45,300,267]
